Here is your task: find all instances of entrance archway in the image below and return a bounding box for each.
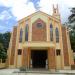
[31,50,47,68]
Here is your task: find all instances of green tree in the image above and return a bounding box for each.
[69,26,75,51]
[68,8,75,52]
[0,43,7,59]
[0,32,11,59]
[2,32,11,51]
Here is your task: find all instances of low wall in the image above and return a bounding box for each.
[0,63,6,69]
[0,59,7,69]
[71,65,75,70]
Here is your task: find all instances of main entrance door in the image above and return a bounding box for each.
[31,50,47,68]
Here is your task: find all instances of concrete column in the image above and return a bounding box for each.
[28,47,31,69]
[48,47,56,70]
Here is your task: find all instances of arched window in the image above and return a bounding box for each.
[55,27,59,43]
[25,24,28,41]
[50,24,53,41]
[19,28,23,43]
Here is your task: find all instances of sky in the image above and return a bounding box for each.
[0,0,75,33]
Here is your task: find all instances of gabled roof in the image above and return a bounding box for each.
[18,11,60,23]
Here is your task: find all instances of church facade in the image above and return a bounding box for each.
[8,5,74,70]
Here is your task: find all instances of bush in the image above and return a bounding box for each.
[19,67,26,71]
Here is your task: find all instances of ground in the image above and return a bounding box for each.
[0,69,75,75]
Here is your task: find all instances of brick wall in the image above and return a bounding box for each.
[48,48,56,69]
[22,48,30,68]
[32,18,46,41]
[62,26,69,66]
[10,27,17,65]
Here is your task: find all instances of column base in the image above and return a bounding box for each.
[64,66,71,70]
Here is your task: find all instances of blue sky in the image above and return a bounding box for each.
[0,6,17,32]
[0,0,75,33]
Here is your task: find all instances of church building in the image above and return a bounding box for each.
[8,5,74,70]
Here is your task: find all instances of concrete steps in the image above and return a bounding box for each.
[0,69,75,75]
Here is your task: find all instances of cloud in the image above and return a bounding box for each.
[11,1,35,20]
[0,0,36,20]
[0,10,12,20]
[0,0,36,32]
[0,0,75,33]
[0,0,75,22]
[27,0,40,10]
[62,0,75,7]
[0,6,17,33]
[39,0,75,23]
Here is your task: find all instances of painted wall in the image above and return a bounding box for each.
[8,11,73,70]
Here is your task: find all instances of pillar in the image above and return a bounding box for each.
[28,47,31,69]
[48,47,56,70]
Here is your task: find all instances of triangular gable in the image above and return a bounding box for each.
[18,11,60,23]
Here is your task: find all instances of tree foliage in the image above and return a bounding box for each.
[0,32,11,59]
[68,8,75,52]
[69,26,75,51]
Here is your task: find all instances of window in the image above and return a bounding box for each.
[54,9,57,13]
[55,28,59,43]
[19,28,23,43]
[25,24,28,41]
[37,23,43,28]
[18,49,22,55]
[56,49,60,56]
[50,24,53,41]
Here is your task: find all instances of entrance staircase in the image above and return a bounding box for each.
[0,69,75,75]
[13,68,75,75]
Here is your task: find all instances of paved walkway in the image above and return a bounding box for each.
[0,69,75,75]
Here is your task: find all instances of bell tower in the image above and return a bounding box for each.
[52,4,60,20]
